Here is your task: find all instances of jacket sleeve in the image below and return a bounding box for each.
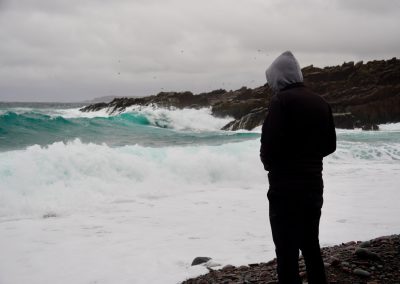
[260,95,284,171]
[322,105,337,157]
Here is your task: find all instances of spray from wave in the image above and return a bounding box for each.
[0,107,259,151]
[0,135,399,218]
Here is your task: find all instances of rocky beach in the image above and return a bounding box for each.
[81,58,400,131]
[182,235,400,284]
[1,59,399,283]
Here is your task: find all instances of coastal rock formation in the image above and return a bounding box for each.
[80,58,400,130]
[182,234,400,284]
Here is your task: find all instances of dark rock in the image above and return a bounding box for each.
[211,99,267,119]
[42,212,57,218]
[362,123,379,131]
[80,58,400,131]
[221,108,267,131]
[355,61,363,68]
[353,268,371,277]
[341,261,350,267]
[333,113,355,129]
[80,102,109,112]
[221,264,235,271]
[329,257,341,266]
[360,241,371,248]
[355,248,381,261]
[191,257,211,266]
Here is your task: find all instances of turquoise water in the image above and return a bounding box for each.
[0,102,399,218]
[0,103,259,151]
[1,103,400,160]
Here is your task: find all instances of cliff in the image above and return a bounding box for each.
[80,58,400,130]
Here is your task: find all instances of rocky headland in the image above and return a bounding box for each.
[81,58,400,131]
[182,234,400,284]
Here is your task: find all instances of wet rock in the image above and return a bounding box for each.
[211,99,266,119]
[191,257,211,266]
[355,248,381,261]
[221,264,235,271]
[221,107,267,131]
[81,58,400,131]
[353,268,371,277]
[362,123,379,131]
[329,256,341,266]
[42,212,57,218]
[333,113,355,129]
[341,261,350,267]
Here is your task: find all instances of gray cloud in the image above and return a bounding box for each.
[0,0,399,102]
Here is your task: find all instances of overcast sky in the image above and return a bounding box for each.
[0,0,399,102]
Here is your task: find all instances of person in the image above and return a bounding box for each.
[260,51,336,284]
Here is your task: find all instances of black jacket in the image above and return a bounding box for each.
[260,83,336,186]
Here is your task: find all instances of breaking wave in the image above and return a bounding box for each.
[0,107,257,151]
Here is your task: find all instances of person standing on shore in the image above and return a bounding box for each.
[260,51,336,284]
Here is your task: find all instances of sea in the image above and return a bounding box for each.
[0,102,399,284]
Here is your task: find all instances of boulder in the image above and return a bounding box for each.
[191,257,211,266]
[222,108,267,131]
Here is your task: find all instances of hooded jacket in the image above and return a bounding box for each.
[260,51,336,188]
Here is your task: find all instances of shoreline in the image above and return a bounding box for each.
[182,234,400,284]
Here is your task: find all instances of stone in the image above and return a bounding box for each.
[355,248,381,261]
[329,256,341,266]
[191,257,211,266]
[221,107,267,131]
[43,212,57,218]
[353,268,371,277]
[362,123,379,131]
[341,261,350,267]
[221,264,236,271]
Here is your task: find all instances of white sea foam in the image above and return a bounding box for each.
[330,141,400,162]
[42,106,234,131]
[124,106,233,131]
[0,137,399,216]
[0,135,399,283]
[52,107,112,118]
[0,139,264,217]
[378,122,400,131]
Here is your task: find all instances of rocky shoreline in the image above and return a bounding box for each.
[181,234,400,284]
[81,58,400,131]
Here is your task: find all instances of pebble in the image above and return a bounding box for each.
[329,256,341,266]
[355,248,381,260]
[191,257,211,266]
[221,264,235,271]
[183,235,400,284]
[353,268,371,277]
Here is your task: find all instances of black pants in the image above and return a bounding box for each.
[268,189,327,284]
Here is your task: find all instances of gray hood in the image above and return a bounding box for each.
[265,51,303,93]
